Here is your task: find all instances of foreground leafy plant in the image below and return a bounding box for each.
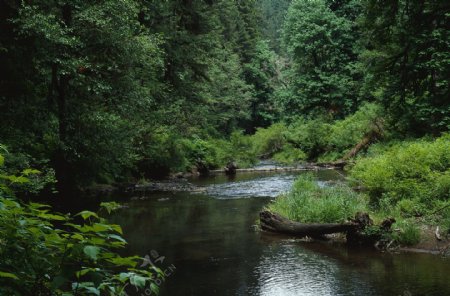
[0,154,161,295]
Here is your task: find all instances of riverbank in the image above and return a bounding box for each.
[264,172,450,255]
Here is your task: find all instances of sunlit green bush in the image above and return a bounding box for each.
[329,103,384,154]
[350,134,450,206]
[251,123,287,158]
[273,143,306,164]
[227,131,258,167]
[284,118,332,160]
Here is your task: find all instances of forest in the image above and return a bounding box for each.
[0,0,449,295]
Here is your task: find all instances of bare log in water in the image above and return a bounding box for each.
[259,210,357,237]
[260,211,395,247]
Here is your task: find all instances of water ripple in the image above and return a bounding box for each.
[206,174,298,199]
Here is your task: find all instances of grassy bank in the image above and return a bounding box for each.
[267,132,450,248]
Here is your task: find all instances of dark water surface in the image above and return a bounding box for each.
[111,170,450,296]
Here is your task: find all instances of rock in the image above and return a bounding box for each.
[224,162,238,175]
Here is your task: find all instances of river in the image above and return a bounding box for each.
[111,169,450,296]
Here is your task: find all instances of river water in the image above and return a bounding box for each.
[111,170,450,296]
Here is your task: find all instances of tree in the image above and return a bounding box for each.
[361,0,450,135]
[258,0,292,53]
[281,0,362,118]
[0,0,163,190]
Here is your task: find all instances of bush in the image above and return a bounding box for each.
[251,123,287,158]
[136,127,189,178]
[329,103,384,153]
[284,118,332,160]
[273,143,306,164]
[350,134,450,207]
[0,153,161,295]
[268,174,368,223]
[227,131,258,167]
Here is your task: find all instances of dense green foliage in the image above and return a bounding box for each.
[0,0,279,190]
[0,154,160,295]
[350,134,450,234]
[0,0,449,256]
[361,0,450,135]
[281,0,362,118]
[258,0,292,53]
[1,0,448,189]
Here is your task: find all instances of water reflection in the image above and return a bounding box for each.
[111,171,450,296]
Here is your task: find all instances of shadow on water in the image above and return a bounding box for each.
[110,170,450,296]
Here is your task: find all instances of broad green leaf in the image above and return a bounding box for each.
[108,234,127,243]
[77,211,99,220]
[76,268,100,278]
[71,233,84,240]
[0,271,19,279]
[118,272,131,282]
[130,275,147,289]
[109,224,123,234]
[150,283,160,294]
[92,223,111,232]
[107,256,137,267]
[83,245,100,261]
[37,213,67,221]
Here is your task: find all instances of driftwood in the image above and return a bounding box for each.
[260,210,395,247]
[260,210,357,237]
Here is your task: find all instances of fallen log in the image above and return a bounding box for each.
[260,210,357,237]
[260,210,395,247]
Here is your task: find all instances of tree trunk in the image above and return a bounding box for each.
[259,210,357,237]
[260,211,395,248]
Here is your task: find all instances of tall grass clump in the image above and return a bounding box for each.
[268,174,369,223]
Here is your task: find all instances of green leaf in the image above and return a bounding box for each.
[77,211,99,220]
[0,271,19,280]
[0,154,4,166]
[71,233,84,241]
[107,256,137,267]
[76,268,100,278]
[130,275,147,289]
[92,223,111,232]
[100,202,121,214]
[108,234,127,243]
[83,245,100,261]
[22,168,40,176]
[150,283,160,294]
[37,213,67,221]
[109,224,123,234]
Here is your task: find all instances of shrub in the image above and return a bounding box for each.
[350,134,450,206]
[273,144,306,164]
[268,174,368,223]
[284,118,332,160]
[329,103,384,153]
[227,131,258,168]
[0,153,161,295]
[251,123,287,158]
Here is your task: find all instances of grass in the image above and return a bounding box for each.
[267,174,429,246]
[268,174,369,223]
